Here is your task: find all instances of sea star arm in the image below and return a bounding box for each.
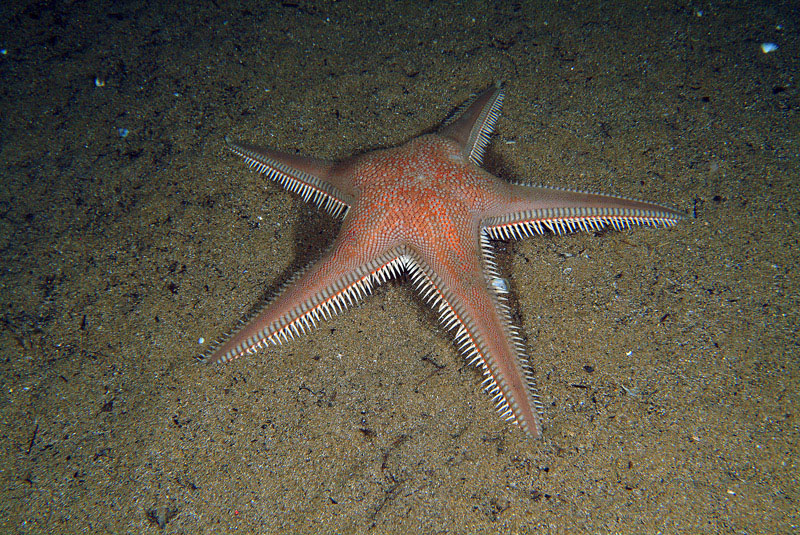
[438,85,504,167]
[202,222,405,365]
[482,184,685,239]
[407,231,544,437]
[226,138,356,218]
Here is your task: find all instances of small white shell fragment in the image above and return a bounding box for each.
[198,337,205,345]
[117,127,129,138]
[760,42,778,53]
[490,277,509,294]
[95,77,105,87]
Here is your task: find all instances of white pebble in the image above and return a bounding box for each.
[490,277,509,294]
[761,42,778,53]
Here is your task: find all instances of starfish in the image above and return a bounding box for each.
[203,85,684,438]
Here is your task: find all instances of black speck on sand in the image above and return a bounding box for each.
[0,1,796,533]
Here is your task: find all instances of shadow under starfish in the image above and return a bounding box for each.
[202,84,685,438]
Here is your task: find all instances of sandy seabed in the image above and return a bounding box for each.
[1,1,797,533]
